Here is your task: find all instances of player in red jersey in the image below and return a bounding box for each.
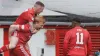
[0,16,45,56]
[63,18,92,56]
[11,1,45,35]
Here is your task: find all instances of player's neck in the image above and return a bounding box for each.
[75,25,80,27]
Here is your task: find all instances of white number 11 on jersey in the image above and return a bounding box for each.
[76,32,83,44]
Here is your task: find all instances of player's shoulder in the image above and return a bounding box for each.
[19,9,29,17]
[83,28,90,33]
[77,27,90,35]
[24,8,30,12]
[27,8,34,16]
[68,27,77,32]
[27,8,34,14]
[66,28,73,34]
[23,8,31,14]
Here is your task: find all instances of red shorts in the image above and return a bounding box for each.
[10,44,31,56]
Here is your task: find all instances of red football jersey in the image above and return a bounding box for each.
[18,24,31,32]
[14,8,35,25]
[63,26,92,56]
[12,24,32,44]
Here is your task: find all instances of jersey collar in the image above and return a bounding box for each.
[75,26,82,28]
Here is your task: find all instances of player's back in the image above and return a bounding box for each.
[67,26,90,56]
[14,8,34,25]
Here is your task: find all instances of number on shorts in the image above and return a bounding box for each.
[76,32,83,44]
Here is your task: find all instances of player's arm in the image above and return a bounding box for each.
[63,31,71,56]
[9,24,30,37]
[87,33,92,56]
[18,24,30,32]
[9,25,19,37]
[21,23,41,34]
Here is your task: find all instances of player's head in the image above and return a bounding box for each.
[34,15,45,29]
[34,1,45,14]
[71,17,81,27]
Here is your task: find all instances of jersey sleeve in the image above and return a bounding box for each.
[63,31,71,56]
[23,9,35,22]
[87,32,92,56]
[19,24,30,32]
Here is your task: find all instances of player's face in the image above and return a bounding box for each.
[35,22,44,29]
[36,5,44,14]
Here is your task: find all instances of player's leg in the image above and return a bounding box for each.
[0,30,18,53]
[9,36,18,49]
[14,44,31,56]
[0,24,23,53]
[0,36,18,53]
[9,25,19,49]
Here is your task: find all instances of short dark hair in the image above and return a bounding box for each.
[72,17,81,23]
[35,1,45,7]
